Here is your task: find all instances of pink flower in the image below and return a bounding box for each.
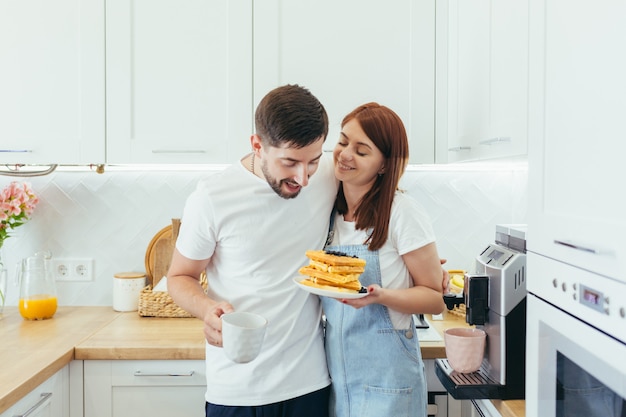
[0,181,39,248]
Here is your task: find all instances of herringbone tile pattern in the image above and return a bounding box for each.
[0,164,527,306]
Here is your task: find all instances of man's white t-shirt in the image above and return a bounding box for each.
[176,155,336,406]
[328,192,436,329]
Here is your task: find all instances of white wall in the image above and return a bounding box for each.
[1,163,527,307]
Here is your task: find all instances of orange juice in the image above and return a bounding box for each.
[19,295,58,320]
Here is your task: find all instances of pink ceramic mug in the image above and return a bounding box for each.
[444,327,486,373]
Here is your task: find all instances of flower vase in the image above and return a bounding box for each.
[0,247,6,315]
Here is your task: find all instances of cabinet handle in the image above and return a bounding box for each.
[0,149,33,153]
[13,392,52,417]
[554,239,601,254]
[151,150,207,154]
[479,137,511,145]
[448,146,472,152]
[0,165,58,177]
[134,370,195,377]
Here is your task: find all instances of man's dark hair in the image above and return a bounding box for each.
[255,84,329,148]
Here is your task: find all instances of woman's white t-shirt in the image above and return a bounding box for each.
[328,192,436,329]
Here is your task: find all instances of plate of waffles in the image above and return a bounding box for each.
[293,277,369,299]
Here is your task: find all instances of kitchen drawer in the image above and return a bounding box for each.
[110,360,206,386]
[0,366,68,417]
[84,360,206,417]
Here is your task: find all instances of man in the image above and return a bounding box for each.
[167,84,337,417]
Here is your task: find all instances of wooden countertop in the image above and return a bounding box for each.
[420,310,467,359]
[72,307,469,360]
[492,399,526,417]
[0,306,119,414]
[0,306,524,417]
[74,311,206,360]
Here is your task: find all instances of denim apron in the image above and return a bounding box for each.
[321,216,427,417]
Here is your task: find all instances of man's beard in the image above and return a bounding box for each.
[261,160,301,200]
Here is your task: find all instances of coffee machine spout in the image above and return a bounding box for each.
[465,275,489,326]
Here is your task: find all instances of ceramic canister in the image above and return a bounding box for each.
[113,272,146,312]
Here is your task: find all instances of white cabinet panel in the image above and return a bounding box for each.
[84,360,206,417]
[254,0,436,164]
[437,0,528,163]
[527,0,626,279]
[0,0,105,164]
[105,0,253,164]
[3,2,442,165]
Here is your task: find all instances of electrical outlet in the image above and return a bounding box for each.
[53,258,94,281]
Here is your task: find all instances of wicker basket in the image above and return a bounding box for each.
[138,274,207,318]
[447,303,467,318]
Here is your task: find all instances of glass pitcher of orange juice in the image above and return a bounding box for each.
[16,251,57,320]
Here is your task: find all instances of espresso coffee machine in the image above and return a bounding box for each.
[436,224,527,400]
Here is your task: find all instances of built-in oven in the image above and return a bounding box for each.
[526,252,626,417]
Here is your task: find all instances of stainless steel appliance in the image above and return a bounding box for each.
[436,224,527,400]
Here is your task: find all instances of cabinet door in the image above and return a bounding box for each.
[105,0,253,164]
[527,0,626,280]
[440,0,490,163]
[486,0,528,160]
[0,0,105,164]
[0,366,69,417]
[254,0,436,164]
[84,360,206,417]
[437,0,528,163]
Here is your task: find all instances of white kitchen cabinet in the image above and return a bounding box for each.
[253,0,436,164]
[462,399,503,417]
[0,0,105,165]
[436,0,528,163]
[424,359,464,417]
[526,0,626,279]
[84,360,206,417]
[105,0,253,164]
[0,365,69,417]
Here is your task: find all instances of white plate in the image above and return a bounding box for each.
[292,277,368,299]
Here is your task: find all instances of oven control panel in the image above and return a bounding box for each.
[527,251,626,344]
[579,284,607,314]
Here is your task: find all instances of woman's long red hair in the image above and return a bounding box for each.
[335,103,409,250]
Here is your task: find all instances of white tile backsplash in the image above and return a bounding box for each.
[0,163,527,307]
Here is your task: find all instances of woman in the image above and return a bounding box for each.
[322,103,445,417]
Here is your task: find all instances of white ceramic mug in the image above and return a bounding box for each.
[221,312,267,363]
